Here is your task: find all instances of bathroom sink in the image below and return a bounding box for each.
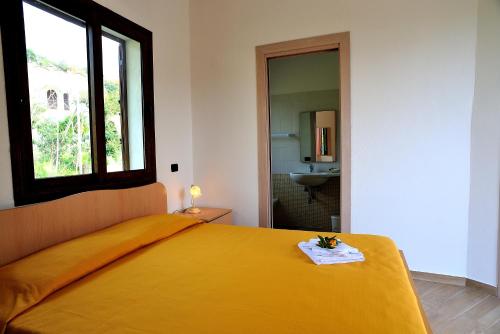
[289,172,337,187]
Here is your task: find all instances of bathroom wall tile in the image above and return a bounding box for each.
[270,112,281,132]
[271,159,283,174]
[286,160,303,173]
[272,173,340,232]
[281,145,298,161]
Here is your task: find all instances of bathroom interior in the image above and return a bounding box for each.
[269,50,341,232]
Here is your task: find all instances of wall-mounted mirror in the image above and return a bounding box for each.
[299,110,337,163]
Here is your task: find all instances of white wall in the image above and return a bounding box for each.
[0,0,194,211]
[467,0,500,286]
[190,0,478,277]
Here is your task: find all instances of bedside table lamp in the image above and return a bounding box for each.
[186,185,202,214]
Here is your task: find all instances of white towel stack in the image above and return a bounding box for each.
[298,238,365,265]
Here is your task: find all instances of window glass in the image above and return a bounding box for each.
[63,93,70,111]
[46,90,57,109]
[24,2,92,178]
[102,27,145,172]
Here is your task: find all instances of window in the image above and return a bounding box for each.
[46,89,57,109]
[63,93,69,111]
[1,0,156,205]
[27,4,91,179]
[102,28,145,172]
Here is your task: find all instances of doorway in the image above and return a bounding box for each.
[255,32,351,232]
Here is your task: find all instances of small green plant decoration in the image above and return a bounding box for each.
[316,235,341,249]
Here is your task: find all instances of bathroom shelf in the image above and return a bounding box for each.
[271,132,298,138]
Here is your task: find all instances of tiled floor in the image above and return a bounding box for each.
[414,279,500,334]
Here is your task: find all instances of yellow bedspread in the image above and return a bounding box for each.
[0,214,429,334]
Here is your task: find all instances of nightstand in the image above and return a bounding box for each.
[177,208,232,225]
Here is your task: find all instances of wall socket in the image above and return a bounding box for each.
[171,163,179,172]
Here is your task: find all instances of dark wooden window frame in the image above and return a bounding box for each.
[0,0,156,206]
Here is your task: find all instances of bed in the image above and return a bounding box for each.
[0,183,431,333]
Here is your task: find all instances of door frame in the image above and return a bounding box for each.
[255,32,351,231]
[498,197,500,296]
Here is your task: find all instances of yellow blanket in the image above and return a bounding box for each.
[0,214,201,333]
[0,215,429,333]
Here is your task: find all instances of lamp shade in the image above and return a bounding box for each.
[190,185,202,198]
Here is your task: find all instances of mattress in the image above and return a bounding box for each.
[0,214,429,333]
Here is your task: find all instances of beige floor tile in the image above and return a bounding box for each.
[413,278,500,334]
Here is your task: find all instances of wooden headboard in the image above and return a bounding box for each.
[0,182,167,267]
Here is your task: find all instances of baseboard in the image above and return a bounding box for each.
[411,271,498,297]
[411,271,466,287]
[465,278,497,296]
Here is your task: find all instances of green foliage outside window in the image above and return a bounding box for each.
[103,80,123,164]
[31,102,92,178]
[29,49,123,178]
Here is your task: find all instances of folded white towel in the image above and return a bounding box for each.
[298,238,365,265]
